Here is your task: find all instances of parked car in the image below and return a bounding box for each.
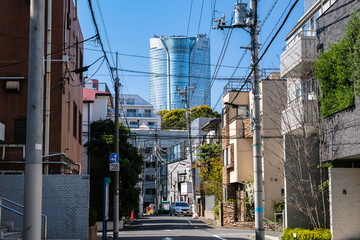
[169,201,192,216]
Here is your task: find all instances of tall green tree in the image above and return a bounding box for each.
[196,143,223,202]
[85,119,143,219]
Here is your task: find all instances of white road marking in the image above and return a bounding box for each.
[164,230,172,232]
[162,237,174,240]
[213,234,227,240]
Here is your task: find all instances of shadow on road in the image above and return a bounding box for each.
[124,215,212,232]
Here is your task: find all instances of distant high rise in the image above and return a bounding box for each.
[149,34,211,112]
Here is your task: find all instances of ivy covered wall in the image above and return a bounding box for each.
[314,10,360,117]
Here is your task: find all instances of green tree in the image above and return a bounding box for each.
[160,109,186,129]
[159,105,220,130]
[85,119,143,220]
[190,105,220,121]
[196,143,223,202]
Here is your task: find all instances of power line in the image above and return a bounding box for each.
[82,46,249,69]
[0,35,97,69]
[212,0,283,110]
[87,0,115,84]
[112,67,245,81]
[186,0,194,36]
[228,0,300,105]
[197,0,205,34]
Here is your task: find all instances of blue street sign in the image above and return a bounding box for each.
[109,153,119,163]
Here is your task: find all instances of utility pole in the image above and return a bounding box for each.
[249,1,264,239]
[113,52,120,239]
[213,1,264,239]
[177,86,198,219]
[24,0,44,239]
[154,130,159,214]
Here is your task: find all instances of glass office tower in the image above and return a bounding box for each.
[149,34,210,112]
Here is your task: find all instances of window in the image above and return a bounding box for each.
[222,146,231,166]
[145,189,156,195]
[144,109,152,117]
[145,161,156,168]
[120,98,124,104]
[127,109,137,117]
[147,122,155,126]
[78,113,82,144]
[14,119,26,144]
[296,88,301,103]
[129,121,138,126]
[127,98,135,105]
[145,175,155,181]
[73,102,77,139]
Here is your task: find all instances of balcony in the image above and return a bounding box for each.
[229,116,252,139]
[280,30,316,78]
[281,99,319,135]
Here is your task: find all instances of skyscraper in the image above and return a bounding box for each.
[149,34,210,112]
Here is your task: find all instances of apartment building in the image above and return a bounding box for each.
[221,74,286,221]
[280,0,338,229]
[119,94,160,129]
[0,0,84,174]
[317,1,360,239]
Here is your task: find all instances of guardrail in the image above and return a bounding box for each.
[0,197,47,240]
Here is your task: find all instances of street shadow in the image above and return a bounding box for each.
[118,236,251,240]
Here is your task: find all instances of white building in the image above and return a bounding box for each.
[82,80,113,174]
[118,94,160,129]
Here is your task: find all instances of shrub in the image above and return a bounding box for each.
[213,205,219,219]
[282,228,331,240]
[273,201,285,222]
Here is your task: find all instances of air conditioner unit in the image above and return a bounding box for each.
[0,122,5,142]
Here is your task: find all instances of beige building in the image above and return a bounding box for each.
[222,73,286,220]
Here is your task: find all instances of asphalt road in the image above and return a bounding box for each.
[108,215,257,240]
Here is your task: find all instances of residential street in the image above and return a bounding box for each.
[101,215,265,240]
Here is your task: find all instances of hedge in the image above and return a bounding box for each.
[282,228,331,240]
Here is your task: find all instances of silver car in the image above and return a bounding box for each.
[169,201,192,216]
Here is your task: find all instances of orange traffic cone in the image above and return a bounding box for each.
[130,210,134,220]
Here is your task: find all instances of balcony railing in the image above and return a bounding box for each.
[223,81,251,96]
[83,82,110,93]
[280,30,316,78]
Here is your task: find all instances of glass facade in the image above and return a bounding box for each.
[150,35,211,112]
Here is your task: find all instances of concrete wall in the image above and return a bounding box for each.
[329,168,360,240]
[263,138,284,220]
[284,133,322,229]
[0,175,89,240]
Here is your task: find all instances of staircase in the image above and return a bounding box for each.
[0,197,47,240]
[0,224,22,239]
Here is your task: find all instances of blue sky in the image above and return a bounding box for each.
[77,0,305,112]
